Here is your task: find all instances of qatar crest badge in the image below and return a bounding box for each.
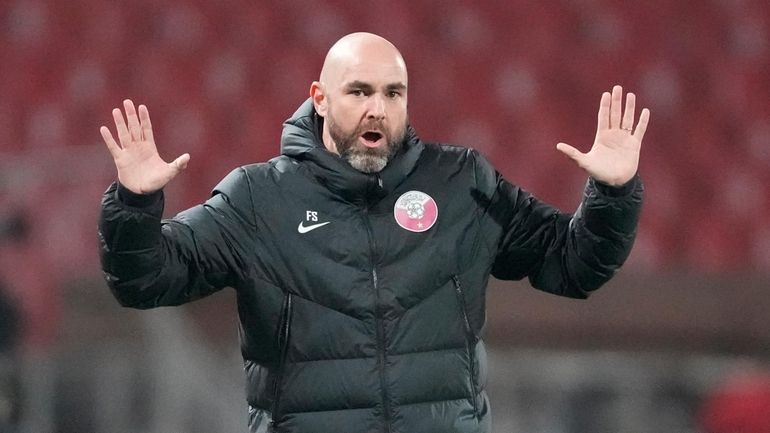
[394,190,438,233]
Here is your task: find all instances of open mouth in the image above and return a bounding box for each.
[360,131,383,147]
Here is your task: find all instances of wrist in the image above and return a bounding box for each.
[592,174,640,197]
[116,182,163,207]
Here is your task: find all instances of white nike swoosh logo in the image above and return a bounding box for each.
[297,221,331,234]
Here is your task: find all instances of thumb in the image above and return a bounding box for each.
[170,153,190,171]
[556,142,584,163]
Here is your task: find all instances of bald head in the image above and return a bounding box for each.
[319,32,407,89]
[310,33,410,173]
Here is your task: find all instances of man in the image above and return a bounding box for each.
[99,33,648,433]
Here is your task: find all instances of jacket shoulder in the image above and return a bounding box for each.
[420,142,497,188]
[220,157,299,190]
[419,142,475,172]
[420,142,493,167]
[238,157,296,177]
[421,142,473,159]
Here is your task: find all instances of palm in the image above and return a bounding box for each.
[100,100,189,194]
[557,85,650,186]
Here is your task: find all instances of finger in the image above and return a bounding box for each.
[138,104,155,143]
[170,153,190,172]
[112,108,131,147]
[597,92,611,130]
[610,85,622,129]
[621,92,636,131]
[100,126,122,157]
[633,108,651,142]
[123,99,142,141]
[556,142,585,165]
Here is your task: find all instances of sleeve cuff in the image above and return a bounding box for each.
[592,174,640,198]
[116,183,163,208]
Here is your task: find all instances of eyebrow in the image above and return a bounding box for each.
[385,82,407,92]
[344,81,407,92]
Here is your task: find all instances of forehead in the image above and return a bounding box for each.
[337,62,407,88]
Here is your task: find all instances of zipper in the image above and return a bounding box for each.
[452,275,479,417]
[270,292,293,428]
[363,207,392,433]
[374,268,392,432]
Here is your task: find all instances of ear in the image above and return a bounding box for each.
[310,81,328,117]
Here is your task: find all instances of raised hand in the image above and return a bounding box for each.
[556,85,650,186]
[100,100,190,194]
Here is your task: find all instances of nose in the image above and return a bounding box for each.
[366,93,386,120]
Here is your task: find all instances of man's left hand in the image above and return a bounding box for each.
[556,85,650,186]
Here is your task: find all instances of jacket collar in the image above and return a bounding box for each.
[281,98,423,206]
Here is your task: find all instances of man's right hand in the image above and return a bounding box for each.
[100,99,190,195]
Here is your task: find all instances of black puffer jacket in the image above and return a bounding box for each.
[99,99,643,433]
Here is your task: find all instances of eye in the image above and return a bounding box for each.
[349,89,365,97]
[387,91,401,99]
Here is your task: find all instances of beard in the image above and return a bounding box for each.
[327,114,408,173]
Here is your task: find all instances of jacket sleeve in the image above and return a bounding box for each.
[473,150,643,298]
[98,167,257,309]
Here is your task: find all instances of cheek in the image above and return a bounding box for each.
[388,101,407,119]
[388,105,408,127]
[330,104,361,127]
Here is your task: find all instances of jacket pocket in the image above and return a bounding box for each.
[452,275,479,418]
[270,292,293,427]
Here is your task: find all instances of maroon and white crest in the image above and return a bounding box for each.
[394,190,438,233]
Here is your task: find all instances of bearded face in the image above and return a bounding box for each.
[326,107,408,173]
[310,33,410,173]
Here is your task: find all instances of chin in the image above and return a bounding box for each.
[347,154,388,173]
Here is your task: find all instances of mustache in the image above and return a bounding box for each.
[356,120,387,135]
